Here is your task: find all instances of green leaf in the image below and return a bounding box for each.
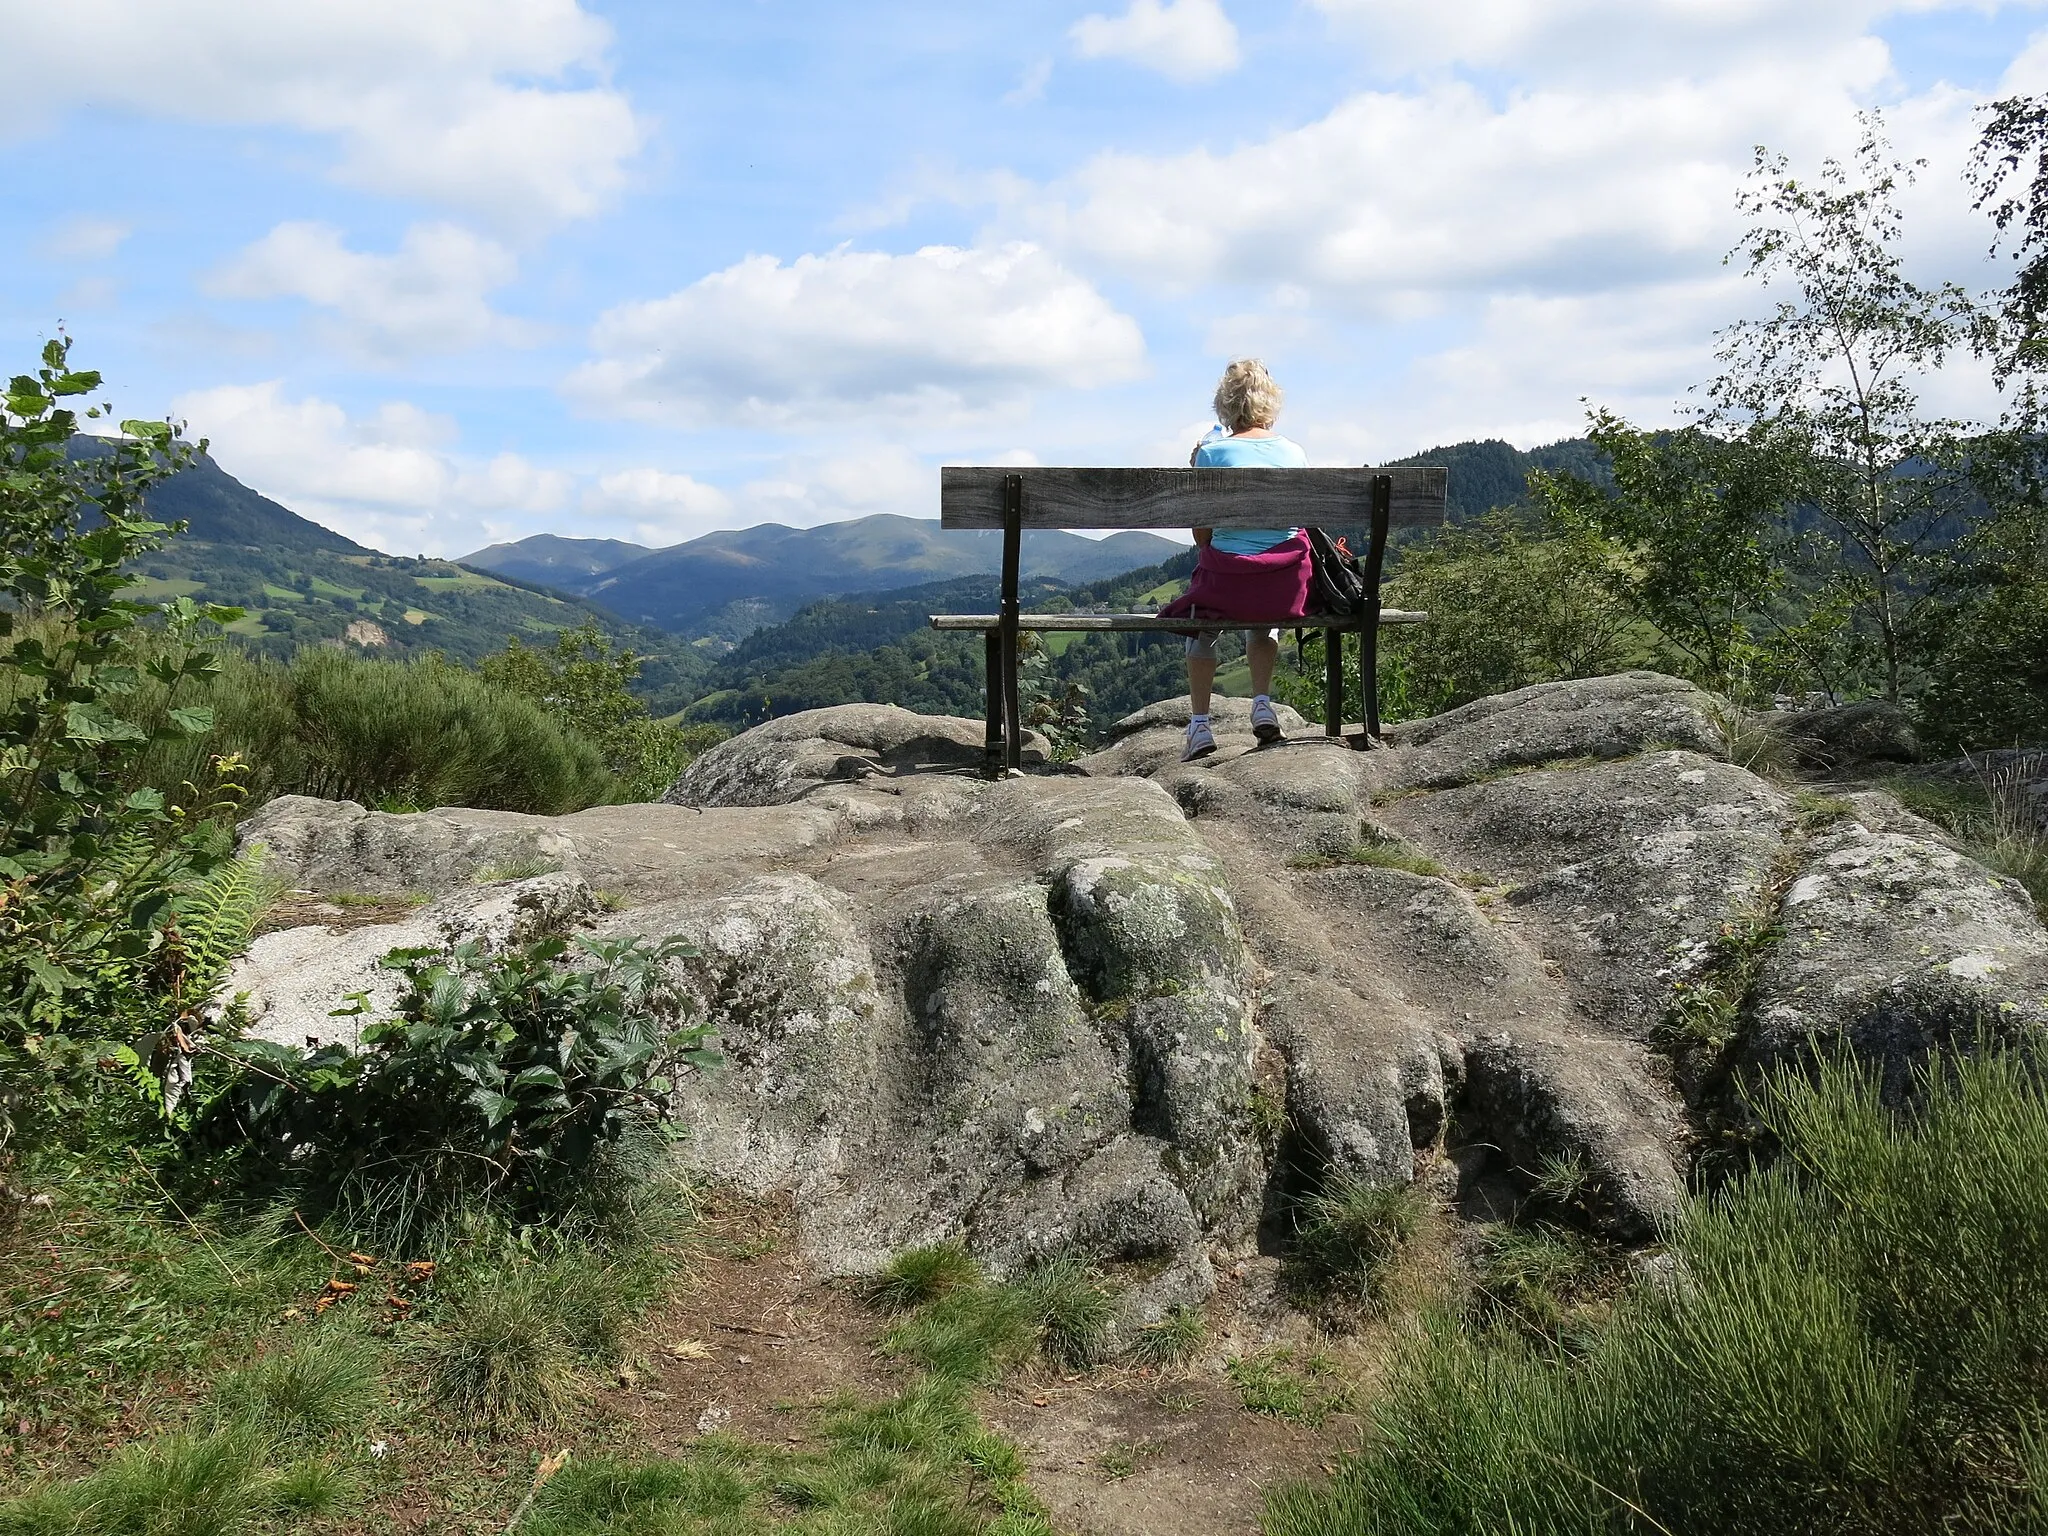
[119,419,172,443]
[24,956,80,996]
[167,706,215,735]
[49,370,102,397]
[125,787,166,812]
[468,1087,520,1128]
[64,701,148,744]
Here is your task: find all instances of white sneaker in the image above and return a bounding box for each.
[1181,719,1217,761]
[1250,697,1284,744]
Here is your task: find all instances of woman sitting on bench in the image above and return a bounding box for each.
[1160,357,1314,762]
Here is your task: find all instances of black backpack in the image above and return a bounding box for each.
[1304,526,1371,618]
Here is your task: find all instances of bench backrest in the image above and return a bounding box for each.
[939,465,1447,530]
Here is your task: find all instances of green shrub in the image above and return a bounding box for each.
[136,645,619,816]
[1265,1043,2048,1535]
[1,339,253,1157]
[481,621,726,802]
[202,933,714,1249]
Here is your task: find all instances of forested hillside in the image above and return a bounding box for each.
[107,445,715,706]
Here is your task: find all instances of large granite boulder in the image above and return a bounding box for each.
[219,680,2048,1319]
[1747,814,2048,1092]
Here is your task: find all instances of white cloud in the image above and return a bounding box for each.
[42,216,130,262]
[171,380,569,554]
[1023,38,1908,312]
[0,0,641,232]
[208,221,537,359]
[1070,0,1240,83]
[582,469,735,545]
[567,242,1147,428]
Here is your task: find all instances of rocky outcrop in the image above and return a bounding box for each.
[227,673,2048,1317]
[1747,814,2048,1093]
[665,704,1048,809]
[1765,699,1922,774]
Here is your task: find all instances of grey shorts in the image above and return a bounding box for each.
[1185,627,1281,661]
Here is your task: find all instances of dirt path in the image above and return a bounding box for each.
[612,1198,1365,1536]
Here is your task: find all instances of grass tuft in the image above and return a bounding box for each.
[0,1429,271,1536]
[1227,1349,1354,1427]
[416,1268,582,1430]
[209,1329,383,1440]
[267,1456,356,1515]
[1470,1222,1603,1338]
[866,1242,982,1313]
[883,1285,1037,1384]
[1290,1178,1425,1303]
[1010,1258,1115,1369]
[1126,1304,1207,1368]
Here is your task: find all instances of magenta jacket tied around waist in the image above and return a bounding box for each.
[1156,531,1314,627]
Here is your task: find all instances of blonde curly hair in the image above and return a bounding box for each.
[1213,358,1282,433]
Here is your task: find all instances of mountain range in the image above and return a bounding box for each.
[458,438,1612,642]
[459,518,1185,640]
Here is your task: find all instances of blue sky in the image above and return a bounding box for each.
[5,0,2048,556]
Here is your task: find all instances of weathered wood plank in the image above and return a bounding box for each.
[929,610,1428,631]
[939,466,1447,530]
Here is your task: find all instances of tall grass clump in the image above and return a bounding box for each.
[1289,1177,1425,1308]
[1980,758,2048,915]
[1265,1042,2048,1536]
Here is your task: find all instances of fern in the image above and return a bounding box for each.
[170,849,281,1007]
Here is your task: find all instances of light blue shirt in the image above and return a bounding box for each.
[1193,433,1308,555]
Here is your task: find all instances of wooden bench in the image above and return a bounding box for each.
[932,465,1449,773]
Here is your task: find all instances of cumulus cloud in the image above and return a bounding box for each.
[171,380,570,554]
[1034,66,1901,310]
[582,469,736,545]
[1016,0,2037,328]
[567,242,1147,428]
[1070,0,1240,82]
[0,0,641,232]
[207,221,537,359]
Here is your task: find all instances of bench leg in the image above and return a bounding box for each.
[1352,471,1393,749]
[1000,475,1024,772]
[1322,629,1343,737]
[983,629,1004,776]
